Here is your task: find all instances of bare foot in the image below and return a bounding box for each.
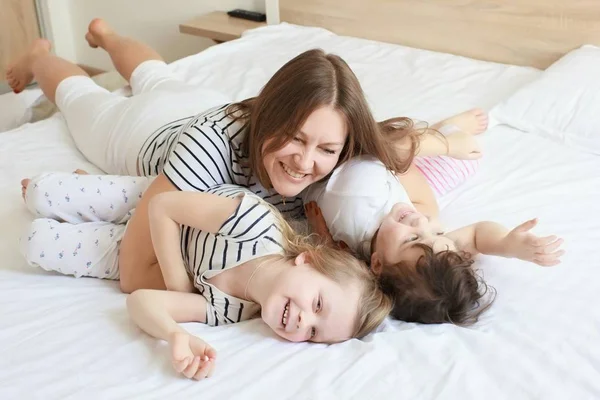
[431,108,489,136]
[21,179,31,201]
[85,18,116,49]
[5,39,52,93]
[74,169,89,175]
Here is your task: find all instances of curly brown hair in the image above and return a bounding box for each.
[378,244,495,326]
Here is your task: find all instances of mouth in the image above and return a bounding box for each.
[281,299,290,328]
[397,209,415,222]
[280,162,307,180]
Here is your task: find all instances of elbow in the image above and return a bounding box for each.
[126,289,150,313]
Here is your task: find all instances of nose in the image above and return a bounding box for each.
[293,147,315,172]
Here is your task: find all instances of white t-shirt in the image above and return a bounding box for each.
[303,156,413,255]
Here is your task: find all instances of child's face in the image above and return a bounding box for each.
[261,253,361,344]
[374,202,457,267]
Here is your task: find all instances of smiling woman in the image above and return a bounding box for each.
[6,19,422,293]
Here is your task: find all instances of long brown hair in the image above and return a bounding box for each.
[226,49,422,190]
[378,244,495,326]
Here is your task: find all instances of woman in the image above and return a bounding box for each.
[8,19,478,292]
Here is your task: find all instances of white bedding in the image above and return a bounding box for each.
[1,24,599,399]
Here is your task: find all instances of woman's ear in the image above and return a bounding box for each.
[370,252,383,276]
[294,252,308,266]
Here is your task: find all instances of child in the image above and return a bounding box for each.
[304,155,564,325]
[20,172,392,380]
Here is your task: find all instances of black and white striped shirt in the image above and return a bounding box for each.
[137,104,304,218]
[184,184,284,326]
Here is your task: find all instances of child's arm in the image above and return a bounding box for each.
[446,218,564,266]
[396,164,439,219]
[127,289,217,380]
[148,191,241,292]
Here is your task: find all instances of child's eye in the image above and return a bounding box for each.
[316,297,322,312]
[406,235,419,243]
[310,327,317,339]
[436,231,445,236]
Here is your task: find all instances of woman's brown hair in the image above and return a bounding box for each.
[378,244,496,326]
[227,49,421,190]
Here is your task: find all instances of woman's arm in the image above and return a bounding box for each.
[148,191,242,292]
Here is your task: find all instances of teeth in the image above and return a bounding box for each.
[282,163,306,179]
[399,211,414,221]
[282,302,290,326]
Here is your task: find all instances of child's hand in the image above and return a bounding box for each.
[502,219,565,266]
[446,131,482,160]
[169,331,217,380]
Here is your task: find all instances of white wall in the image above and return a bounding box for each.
[46,0,264,70]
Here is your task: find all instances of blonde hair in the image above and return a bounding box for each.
[266,202,392,339]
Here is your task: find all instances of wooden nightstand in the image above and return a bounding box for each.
[179,11,266,43]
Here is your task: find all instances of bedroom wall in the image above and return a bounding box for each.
[44,0,265,70]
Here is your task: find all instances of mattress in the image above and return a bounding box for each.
[1,23,599,399]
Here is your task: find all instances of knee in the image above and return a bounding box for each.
[20,218,56,267]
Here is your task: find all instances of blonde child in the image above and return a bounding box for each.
[20,173,391,380]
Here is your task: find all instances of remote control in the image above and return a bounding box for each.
[227,9,267,22]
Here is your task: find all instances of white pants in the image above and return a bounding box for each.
[56,60,231,176]
[20,172,152,279]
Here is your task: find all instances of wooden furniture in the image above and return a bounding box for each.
[0,0,40,93]
[179,11,266,43]
[279,0,600,69]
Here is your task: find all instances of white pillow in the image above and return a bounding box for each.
[491,45,600,154]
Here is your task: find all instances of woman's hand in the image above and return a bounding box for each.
[502,219,565,266]
[169,331,217,380]
[446,131,482,160]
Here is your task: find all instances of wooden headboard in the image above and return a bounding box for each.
[279,0,600,69]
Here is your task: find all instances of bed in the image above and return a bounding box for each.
[2,1,600,399]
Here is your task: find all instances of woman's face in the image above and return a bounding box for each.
[262,106,347,197]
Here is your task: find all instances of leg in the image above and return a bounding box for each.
[5,39,87,99]
[22,172,153,224]
[85,18,162,83]
[430,108,489,135]
[20,218,124,280]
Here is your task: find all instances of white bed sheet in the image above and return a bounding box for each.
[1,24,599,399]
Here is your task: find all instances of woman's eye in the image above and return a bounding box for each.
[322,148,336,155]
[310,327,317,339]
[436,231,445,236]
[293,136,302,142]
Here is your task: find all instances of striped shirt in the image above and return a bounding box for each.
[136,104,304,218]
[184,184,285,326]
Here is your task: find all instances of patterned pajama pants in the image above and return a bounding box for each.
[20,172,153,279]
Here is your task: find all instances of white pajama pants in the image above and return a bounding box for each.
[20,173,153,280]
[56,60,231,176]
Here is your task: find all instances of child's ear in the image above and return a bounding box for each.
[294,252,308,266]
[370,252,383,276]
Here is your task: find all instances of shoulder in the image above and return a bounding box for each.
[216,186,281,239]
